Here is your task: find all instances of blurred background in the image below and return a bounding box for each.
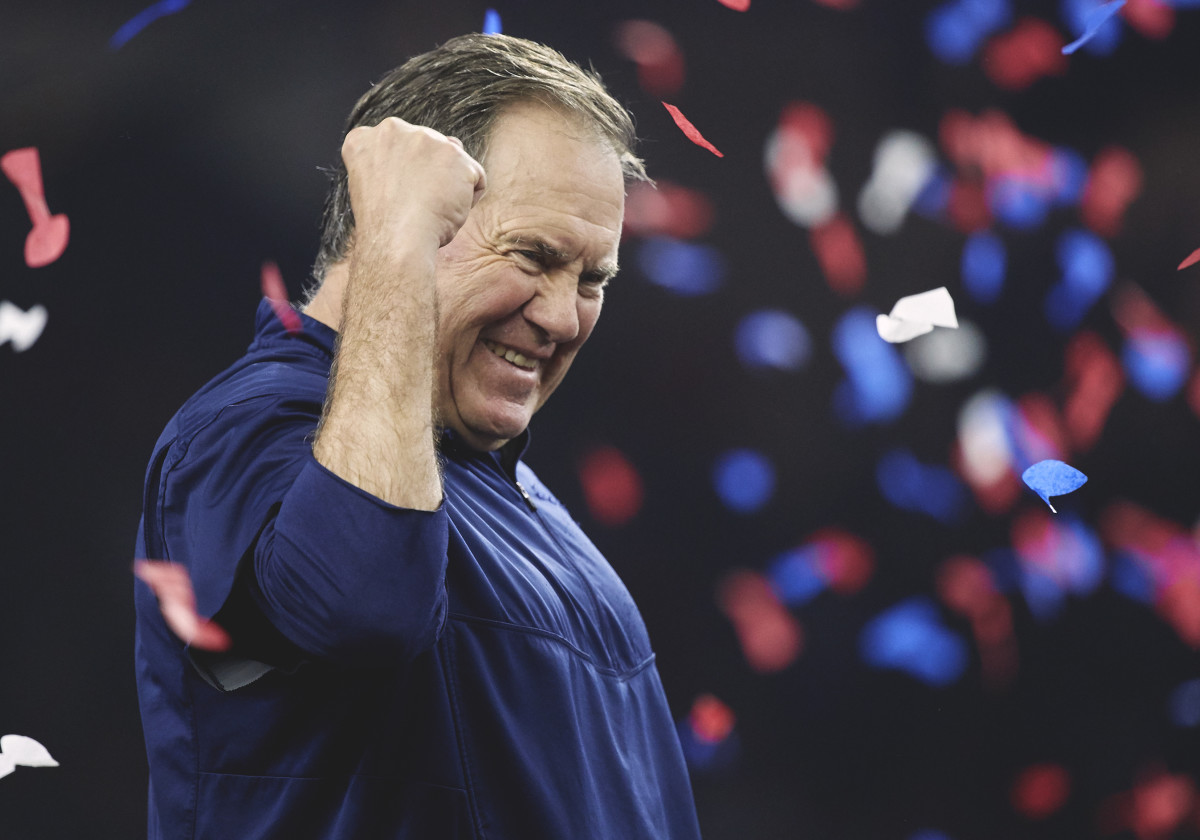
[3,0,1200,837]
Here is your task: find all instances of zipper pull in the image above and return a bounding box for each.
[514,481,538,512]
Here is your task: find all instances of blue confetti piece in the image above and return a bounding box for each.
[1020,568,1066,620]
[636,237,725,296]
[767,546,826,606]
[110,0,192,51]
[961,231,1006,304]
[1049,147,1089,205]
[1109,552,1156,604]
[875,449,969,525]
[1062,0,1126,56]
[735,310,811,372]
[988,176,1050,230]
[483,8,502,35]
[860,598,968,687]
[1122,330,1189,401]
[713,449,776,513]
[832,308,913,426]
[1020,459,1088,512]
[1169,679,1200,728]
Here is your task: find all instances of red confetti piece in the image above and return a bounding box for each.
[623,180,715,239]
[578,446,644,526]
[1178,248,1200,271]
[261,260,302,334]
[810,213,866,294]
[133,560,232,651]
[811,529,874,594]
[688,694,736,744]
[1121,0,1175,40]
[981,18,1068,91]
[947,179,992,233]
[662,102,724,158]
[614,20,685,97]
[717,0,750,10]
[1011,764,1071,819]
[716,569,803,673]
[1062,332,1123,452]
[1081,146,1142,237]
[1,147,70,268]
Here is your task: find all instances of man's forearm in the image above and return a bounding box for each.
[312,246,443,511]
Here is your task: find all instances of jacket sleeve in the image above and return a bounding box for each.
[155,392,449,675]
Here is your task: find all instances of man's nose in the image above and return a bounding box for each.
[524,274,580,344]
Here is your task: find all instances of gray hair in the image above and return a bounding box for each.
[308,33,647,294]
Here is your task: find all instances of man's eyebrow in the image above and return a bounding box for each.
[503,235,619,283]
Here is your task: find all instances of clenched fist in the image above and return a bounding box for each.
[341,117,487,255]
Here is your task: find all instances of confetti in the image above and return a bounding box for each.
[662,102,724,157]
[859,598,968,686]
[713,449,775,513]
[716,570,803,672]
[636,237,726,295]
[614,20,685,97]
[961,231,1006,303]
[876,287,959,344]
[1177,247,1200,270]
[1081,146,1141,237]
[1062,0,1127,55]
[1011,763,1071,819]
[734,309,811,372]
[623,181,714,239]
[261,261,302,334]
[717,0,750,9]
[833,308,913,425]
[1,147,70,268]
[0,755,12,780]
[1020,459,1087,513]
[810,214,865,294]
[903,319,987,384]
[133,560,233,651]
[0,301,48,352]
[482,8,502,34]
[981,17,1068,90]
[110,0,192,51]
[857,130,937,235]
[0,735,59,769]
[875,449,970,524]
[578,446,643,526]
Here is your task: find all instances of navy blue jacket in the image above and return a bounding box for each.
[134,301,701,839]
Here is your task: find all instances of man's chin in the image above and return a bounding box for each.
[451,406,532,451]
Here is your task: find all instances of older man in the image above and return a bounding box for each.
[133,33,702,839]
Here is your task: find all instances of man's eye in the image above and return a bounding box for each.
[516,250,544,265]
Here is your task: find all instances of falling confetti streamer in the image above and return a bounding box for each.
[110,0,193,50]
[1020,459,1087,513]
[1177,247,1200,270]
[1,147,70,268]
[482,8,502,34]
[261,261,302,334]
[662,102,724,157]
[134,560,233,651]
[1062,0,1127,55]
[876,287,959,343]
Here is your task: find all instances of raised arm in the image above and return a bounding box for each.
[312,118,486,510]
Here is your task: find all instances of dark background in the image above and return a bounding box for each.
[3,1,1200,838]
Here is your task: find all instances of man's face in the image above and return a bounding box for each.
[434,103,625,451]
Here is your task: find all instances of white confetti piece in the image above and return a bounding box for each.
[0,754,15,780]
[0,301,48,352]
[1,734,59,768]
[876,287,958,343]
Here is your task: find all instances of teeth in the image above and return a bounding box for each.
[484,340,536,370]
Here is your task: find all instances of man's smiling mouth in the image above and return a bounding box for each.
[482,339,538,370]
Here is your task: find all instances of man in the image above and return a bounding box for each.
[133,32,702,839]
